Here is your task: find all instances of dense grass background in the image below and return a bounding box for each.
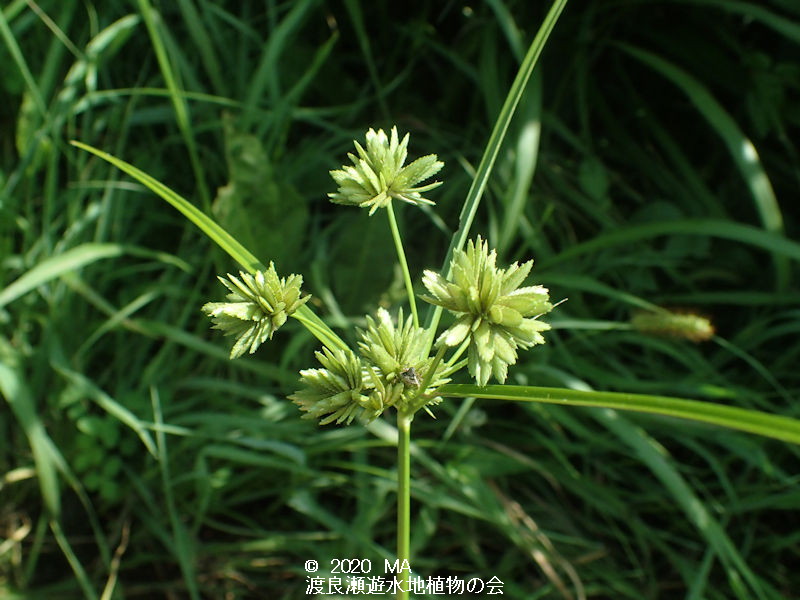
[2,1,799,598]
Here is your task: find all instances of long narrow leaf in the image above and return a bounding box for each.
[0,364,61,516]
[0,243,124,310]
[618,43,788,289]
[594,410,773,599]
[438,384,800,445]
[423,0,568,339]
[69,140,347,353]
[538,218,800,269]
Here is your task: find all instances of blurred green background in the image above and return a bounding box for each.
[2,1,799,598]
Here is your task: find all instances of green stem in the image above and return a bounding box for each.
[445,337,471,368]
[387,203,419,327]
[409,344,448,413]
[396,409,413,600]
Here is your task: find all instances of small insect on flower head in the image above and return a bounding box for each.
[400,367,421,388]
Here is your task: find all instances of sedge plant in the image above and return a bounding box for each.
[72,123,800,599]
[69,2,800,597]
[72,114,800,600]
[199,126,555,597]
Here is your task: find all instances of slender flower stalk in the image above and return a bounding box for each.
[396,410,413,600]
[387,203,420,327]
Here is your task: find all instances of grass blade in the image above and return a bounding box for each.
[594,410,773,599]
[438,384,800,445]
[0,7,47,116]
[136,0,211,209]
[0,243,124,310]
[0,364,61,516]
[69,140,348,353]
[538,218,800,269]
[423,0,569,338]
[150,386,200,600]
[618,43,788,289]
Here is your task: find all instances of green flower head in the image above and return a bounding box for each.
[421,236,552,386]
[329,126,444,215]
[289,308,449,426]
[358,307,449,413]
[289,346,376,425]
[201,263,310,359]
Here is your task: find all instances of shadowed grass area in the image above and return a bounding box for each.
[2,1,799,598]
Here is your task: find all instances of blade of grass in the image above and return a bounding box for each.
[0,243,124,309]
[538,218,800,269]
[51,361,158,458]
[683,0,800,44]
[175,0,226,95]
[136,0,211,210]
[343,0,389,120]
[438,384,800,445]
[241,0,317,135]
[618,43,788,289]
[423,0,569,341]
[0,7,47,116]
[593,409,772,599]
[49,519,99,600]
[69,140,347,353]
[498,74,543,255]
[151,385,200,600]
[0,364,61,516]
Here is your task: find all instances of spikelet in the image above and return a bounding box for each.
[631,309,714,342]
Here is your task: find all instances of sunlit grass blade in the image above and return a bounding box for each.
[594,410,774,599]
[0,243,123,309]
[136,0,211,209]
[69,140,347,353]
[423,0,568,340]
[0,362,113,580]
[0,364,61,516]
[438,384,800,445]
[498,75,542,255]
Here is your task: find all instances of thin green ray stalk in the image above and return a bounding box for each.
[396,410,413,600]
[387,203,419,327]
